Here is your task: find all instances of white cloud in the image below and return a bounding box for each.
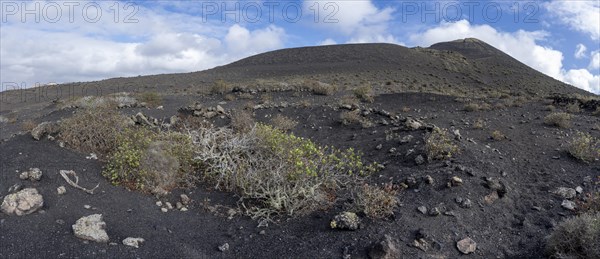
[318,38,337,45]
[410,20,599,94]
[303,0,398,44]
[575,44,587,59]
[544,0,600,41]
[563,69,600,94]
[0,3,286,86]
[590,51,600,70]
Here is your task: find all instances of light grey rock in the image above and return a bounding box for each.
[31,121,60,140]
[415,155,425,165]
[561,200,576,211]
[122,237,145,248]
[57,186,66,195]
[72,214,109,243]
[457,237,477,254]
[218,243,229,252]
[1,188,44,216]
[19,168,42,181]
[551,187,577,200]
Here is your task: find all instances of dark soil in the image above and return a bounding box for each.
[1,39,599,259]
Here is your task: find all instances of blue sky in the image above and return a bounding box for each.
[1,0,599,93]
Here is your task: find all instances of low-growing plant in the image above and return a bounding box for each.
[545,212,600,258]
[21,119,37,132]
[340,110,362,126]
[339,95,360,108]
[211,79,231,94]
[60,107,131,157]
[463,103,480,112]
[593,107,600,116]
[138,92,162,107]
[566,102,581,113]
[355,183,398,219]
[544,112,572,128]
[353,85,374,103]
[425,127,459,161]
[230,109,255,133]
[473,118,485,129]
[544,105,556,111]
[491,130,506,141]
[567,132,600,163]
[224,94,236,101]
[305,80,337,96]
[270,114,298,132]
[103,128,196,194]
[578,192,600,214]
[191,124,378,219]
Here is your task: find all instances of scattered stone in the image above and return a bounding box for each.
[428,207,441,216]
[368,235,401,259]
[216,105,225,114]
[424,175,434,185]
[452,129,462,140]
[180,207,188,212]
[165,202,173,210]
[176,202,183,210]
[1,188,44,216]
[460,198,473,209]
[57,186,66,195]
[31,121,60,140]
[56,219,65,225]
[575,186,583,194]
[450,176,463,187]
[8,183,22,193]
[180,194,191,205]
[415,155,425,165]
[72,214,109,243]
[375,144,383,150]
[561,200,576,211]
[550,187,577,200]
[485,178,507,197]
[484,191,499,205]
[259,230,266,235]
[457,237,477,254]
[218,243,229,252]
[161,208,168,213]
[330,212,361,230]
[85,153,98,160]
[417,206,428,214]
[122,237,145,248]
[405,176,418,188]
[400,135,413,144]
[155,201,163,207]
[84,205,91,209]
[412,238,430,252]
[19,168,43,181]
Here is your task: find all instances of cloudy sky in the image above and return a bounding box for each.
[1,0,599,93]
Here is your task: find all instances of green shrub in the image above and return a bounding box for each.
[425,127,459,161]
[355,183,398,219]
[353,85,374,103]
[103,128,195,193]
[546,212,600,258]
[544,112,572,128]
[60,107,131,157]
[191,124,378,219]
[138,92,162,107]
[568,132,600,163]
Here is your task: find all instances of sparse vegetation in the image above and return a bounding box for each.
[21,119,37,132]
[138,92,162,107]
[355,183,398,219]
[491,130,506,141]
[340,110,373,128]
[545,212,600,259]
[192,123,378,219]
[473,118,485,129]
[224,94,236,101]
[593,107,600,116]
[544,105,556,111]
[211,79,231,94]
[59,107,131,157]
[567,132,600,163]
[230,109,255,133]
[270,114,298,132]
[353,85,375,103]
[339,94,360,108]
[566,103,581,113]
[544,112,572,128]
[103,128,195,194]
[305,80,337,96]
[424,127,459,161]
[463,103,480,112]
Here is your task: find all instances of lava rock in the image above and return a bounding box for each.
[561,200,576,211]
[57,186,66,195]
[550,187,577,200]
[218,243,230,252]
[330,212,361,230]
[19,168,42,181]
[368,235,401,259]
[1,188,44,216]
[72,214,109,243]
[31,121,60,140]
